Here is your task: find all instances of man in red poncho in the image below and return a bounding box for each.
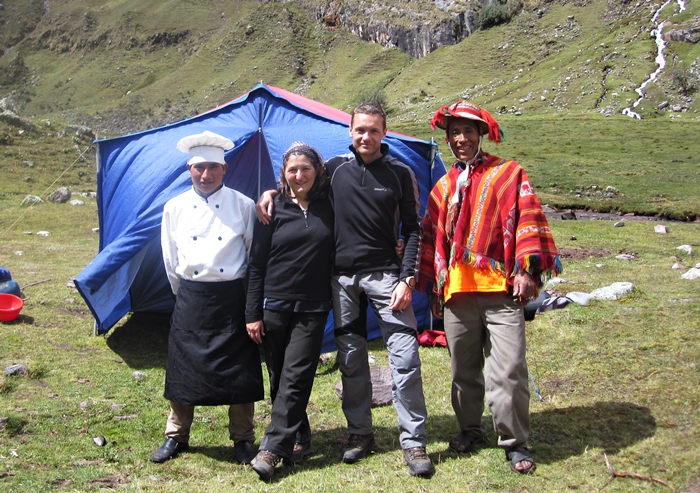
[417,101,561,474]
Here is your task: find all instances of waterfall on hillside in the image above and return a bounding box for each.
[622,0,687,119]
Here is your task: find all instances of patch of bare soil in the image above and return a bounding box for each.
[47,478,72,489]
[685,479,700,493]
[557,247,612,260]
[87,474,129,489]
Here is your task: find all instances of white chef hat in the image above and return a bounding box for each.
[177,130,235,165]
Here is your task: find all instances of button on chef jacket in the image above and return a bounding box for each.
[161,186,255,295]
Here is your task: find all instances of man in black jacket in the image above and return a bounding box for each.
[258,104,432,477]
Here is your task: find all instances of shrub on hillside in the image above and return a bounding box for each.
[478,0,522,30]
[670,66,698,96]
[356,86,388,109]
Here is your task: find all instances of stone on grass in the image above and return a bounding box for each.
[614,221,625,227]
[132,371,146,380]
[21,195,43,206]
[0,417,8,429]
[654,225,669,234]
[335,365,392,407]
[47,187,71,203]
[69,199,84,206]
[543,277,568,290]
[677,245,692,255]
[318,352,335,365]
[37,231,50,236]
[672,262,685,270]
[4,364,29,377]
[80,401,89,410]
[93,436,107,447]
[680,268,700,280]
[590,282,634,300]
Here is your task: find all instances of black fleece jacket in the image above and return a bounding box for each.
[245,194,335,323]
[325,144,421,278]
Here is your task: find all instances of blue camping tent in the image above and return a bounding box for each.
[75,84,446,351]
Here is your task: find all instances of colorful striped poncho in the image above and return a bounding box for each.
[417,152,562,298]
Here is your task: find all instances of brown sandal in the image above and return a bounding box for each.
[448,432,484,453]
[506,448,536,474]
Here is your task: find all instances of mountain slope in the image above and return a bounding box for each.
[0,0,697,136]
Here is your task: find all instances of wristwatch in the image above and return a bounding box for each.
[401,276,416,289]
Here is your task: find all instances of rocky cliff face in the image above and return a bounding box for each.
[288,0,487,58]
[342,10,479,59]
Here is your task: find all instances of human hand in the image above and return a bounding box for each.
[255,190,278,225]
[512,271,537,302]
[429,293,444,319]
[388,280,413,311]
[246,320,265,344]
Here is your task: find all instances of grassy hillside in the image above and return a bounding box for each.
[0,0,697,134]
[1,0,698,218]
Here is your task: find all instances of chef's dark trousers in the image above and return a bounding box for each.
[259,310,327,459]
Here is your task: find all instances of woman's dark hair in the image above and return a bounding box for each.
[279,142,329,202]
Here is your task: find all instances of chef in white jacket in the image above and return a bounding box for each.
[151,131,263,465]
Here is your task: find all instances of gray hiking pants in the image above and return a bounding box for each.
[332,271,428,449]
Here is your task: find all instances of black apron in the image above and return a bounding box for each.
[164,278,263,406]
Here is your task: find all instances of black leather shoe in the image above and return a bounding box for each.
[150,438,189,463]
[233,440,257,464]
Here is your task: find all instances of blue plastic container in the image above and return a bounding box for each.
[0,280,21,297]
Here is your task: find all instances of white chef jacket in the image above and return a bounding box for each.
[161,186,255,295]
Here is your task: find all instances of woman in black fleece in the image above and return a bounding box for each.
[245,142,334,481]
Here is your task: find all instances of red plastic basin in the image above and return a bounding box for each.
[0,293,23,322]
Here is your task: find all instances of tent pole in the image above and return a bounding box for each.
[257,103,262,199]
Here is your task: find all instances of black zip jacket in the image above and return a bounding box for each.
[325,143,421,278]
[245,194,335,323]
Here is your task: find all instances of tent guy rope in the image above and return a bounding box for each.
[0,145,92,241]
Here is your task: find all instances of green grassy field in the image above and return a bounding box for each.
[1,117,699,491]
[1,191,699,492]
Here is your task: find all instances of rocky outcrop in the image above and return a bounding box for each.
[298,0,483,58]
[344,12,479,59]
[0,110,37,131]
[665,26,700,44]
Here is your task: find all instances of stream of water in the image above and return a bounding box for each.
[621,0,687,119]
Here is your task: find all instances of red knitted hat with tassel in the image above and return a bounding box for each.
[430,101,504,143]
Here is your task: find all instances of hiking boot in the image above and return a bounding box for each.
[251,450,281,481]
[342,433,376,464]
[403,446,433,477]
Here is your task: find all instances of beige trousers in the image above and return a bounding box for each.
[164,401,255,443]
[443,291,530,449]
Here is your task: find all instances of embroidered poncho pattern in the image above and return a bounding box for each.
[418,153,562,298]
